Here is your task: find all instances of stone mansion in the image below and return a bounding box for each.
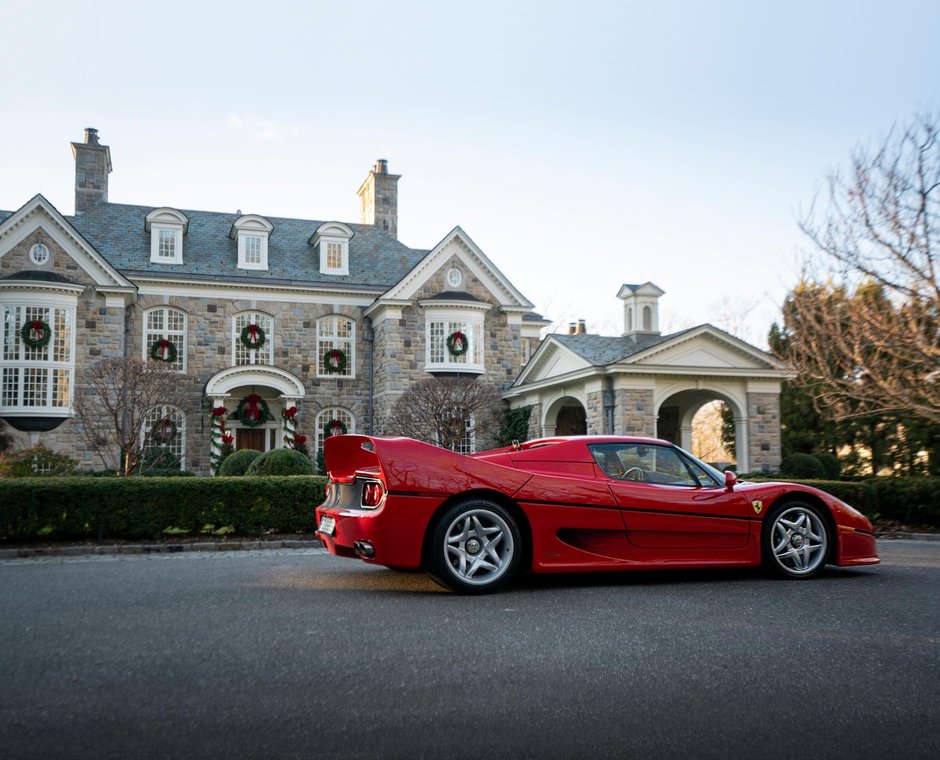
[0,129,786,474]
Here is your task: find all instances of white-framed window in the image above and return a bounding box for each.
[233,311,274,366]
[312,222,353,275]
[143,307,187,373]
[316,315,355,378]
[455,414,475,454]
[1,301,75,413]
[315,407,355,454]
[232,215,273,271]
[241,234,264,267]
[146,208,188,265]
[425,312,485,373]
[29,243,51,266]
[141,404,185,471]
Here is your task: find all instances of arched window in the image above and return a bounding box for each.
[233,311,274,366]
[315,407,355,454]
[141,404,185,471]
[144,307,187,372]
[316,315,355,378]
[642,305,652,331]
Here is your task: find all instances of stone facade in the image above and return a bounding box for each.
[746,392,782,473]
[0,131,541,474]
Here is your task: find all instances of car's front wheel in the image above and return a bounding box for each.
[427,500,521,594]
[763,501,830,579]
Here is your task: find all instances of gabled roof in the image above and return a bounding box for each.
[62,202,427,289]
[378,226,533,308]
[513,323,786,389]
[0,194,133,289]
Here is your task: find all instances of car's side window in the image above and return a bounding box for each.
[590,443,701,487]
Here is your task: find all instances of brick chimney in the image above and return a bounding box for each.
[71,128,112,215]
[357,159,400,239]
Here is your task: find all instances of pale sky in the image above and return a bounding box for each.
[2,0,938,346]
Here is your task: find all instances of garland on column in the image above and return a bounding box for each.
[209,405,230,472]
[281,405,298,449]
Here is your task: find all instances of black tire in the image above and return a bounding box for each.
[426,500,521,594]
[762,501,830,579]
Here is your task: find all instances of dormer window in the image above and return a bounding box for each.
[145,208,189,265]
[231,214,273,271]
[310,222,353,276]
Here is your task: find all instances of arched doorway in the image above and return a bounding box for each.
[656,387,746,470]
[543,396,587,436]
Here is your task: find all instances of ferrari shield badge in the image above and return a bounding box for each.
[751,500,764,515]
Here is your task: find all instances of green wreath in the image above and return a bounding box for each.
[323,348,348,374]
[322,419,348,438]
[446,330,468,357]
[233,393,272,428]
[150,417,178,442]
[21,319,52,350]
[240,323,266,350]
[150,338,178,363]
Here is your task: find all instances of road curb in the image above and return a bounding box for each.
[874,532,940,541]
[0,538,322,560]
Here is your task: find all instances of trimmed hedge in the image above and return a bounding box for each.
[0,476,327,542]
[217,449,262,476]
[246,448,314,476]
[741,476,939,526]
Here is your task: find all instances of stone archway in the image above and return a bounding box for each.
[655,387,746,470]
[543,395,587,436]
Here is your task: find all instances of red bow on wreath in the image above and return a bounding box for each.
[329,420,344,436]
[246,324,261,345]
[157,417,174,440]
[328,350,342,368]
[244,393,263,422]
[30,320,45,341]
[157,339,172,361]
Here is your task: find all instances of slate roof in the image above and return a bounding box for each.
[552,328,698,365]
[59,203,429,290]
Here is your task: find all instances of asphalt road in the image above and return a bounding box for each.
[1,541,938,760]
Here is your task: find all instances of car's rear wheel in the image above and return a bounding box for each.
[763,501,829,579]
[427,500,521,594]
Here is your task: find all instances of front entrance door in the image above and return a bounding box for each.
[237,428,266,452]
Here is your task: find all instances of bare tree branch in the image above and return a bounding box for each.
[385,377,504,451]
[74,357,192,475]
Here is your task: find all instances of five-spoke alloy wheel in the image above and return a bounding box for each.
[763,502,829,579]
[427,500,521,594]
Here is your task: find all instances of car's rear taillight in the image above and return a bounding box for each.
[361,480,385,508]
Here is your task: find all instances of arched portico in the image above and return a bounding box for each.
[205,366,306,460]
[655,386,747,471]
[542,394,587,436]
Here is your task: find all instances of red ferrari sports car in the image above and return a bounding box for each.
[315,435,879,594]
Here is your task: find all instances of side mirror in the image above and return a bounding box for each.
[724,470,737,490]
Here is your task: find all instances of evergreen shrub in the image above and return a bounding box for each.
[780,453,826,479]
[246,448,314,476]
[217,449,261,476]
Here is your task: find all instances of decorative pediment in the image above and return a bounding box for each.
[377,226,533,309]
[626,325,784,371]
[513,337,593,386]
[0,194,134,293]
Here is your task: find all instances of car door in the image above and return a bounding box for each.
[593,443,752,556]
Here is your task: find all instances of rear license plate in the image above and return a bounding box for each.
[318,516,336,537]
